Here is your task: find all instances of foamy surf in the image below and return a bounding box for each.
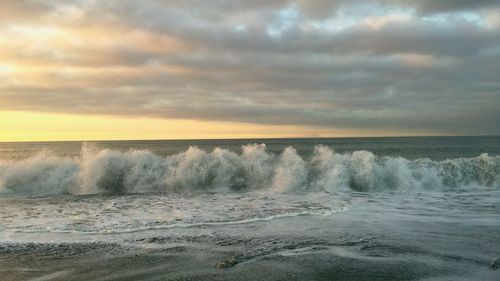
[0,192,347,238]
[9,208,345,235]
[0,144,498,196]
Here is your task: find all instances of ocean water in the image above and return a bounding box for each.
[0,137,499,280]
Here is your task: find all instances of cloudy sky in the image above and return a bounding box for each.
[0,0,499,140]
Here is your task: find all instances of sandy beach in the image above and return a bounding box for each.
[2,191,499,281]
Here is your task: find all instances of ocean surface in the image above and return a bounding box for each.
[0,136,499,280]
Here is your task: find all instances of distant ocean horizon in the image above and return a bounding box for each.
[2,135,499,159]
[3,134,499,142]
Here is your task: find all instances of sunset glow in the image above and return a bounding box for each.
[3,111,417,142]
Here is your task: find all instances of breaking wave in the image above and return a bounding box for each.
[0,144,498,195]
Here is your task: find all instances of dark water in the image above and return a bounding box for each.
[1,136,499,161]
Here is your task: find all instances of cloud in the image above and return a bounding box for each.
[0,0,499,135]
[0,0,55,23]
[392,0,500,14]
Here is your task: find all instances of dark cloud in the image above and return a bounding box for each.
[392,0,500,14]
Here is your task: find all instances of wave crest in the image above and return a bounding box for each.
[0,144,498,195]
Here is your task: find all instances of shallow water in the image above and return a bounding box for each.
[0,192,346,238]
[1,190,499,280]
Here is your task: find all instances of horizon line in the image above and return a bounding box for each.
[1,134,498,144]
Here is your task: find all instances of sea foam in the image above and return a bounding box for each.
[0,144,498,195]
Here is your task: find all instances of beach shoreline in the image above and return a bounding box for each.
[2,194,499,281]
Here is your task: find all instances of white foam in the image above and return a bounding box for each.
[10,208,346,235]
[0,144,498,195]
[1,192,347,236]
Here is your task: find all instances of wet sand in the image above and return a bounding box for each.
[2,198,499,281]
[0,241,477,281]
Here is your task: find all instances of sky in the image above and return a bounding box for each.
[0,0,499,141]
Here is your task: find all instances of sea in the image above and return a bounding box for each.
[0,136,499,280]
